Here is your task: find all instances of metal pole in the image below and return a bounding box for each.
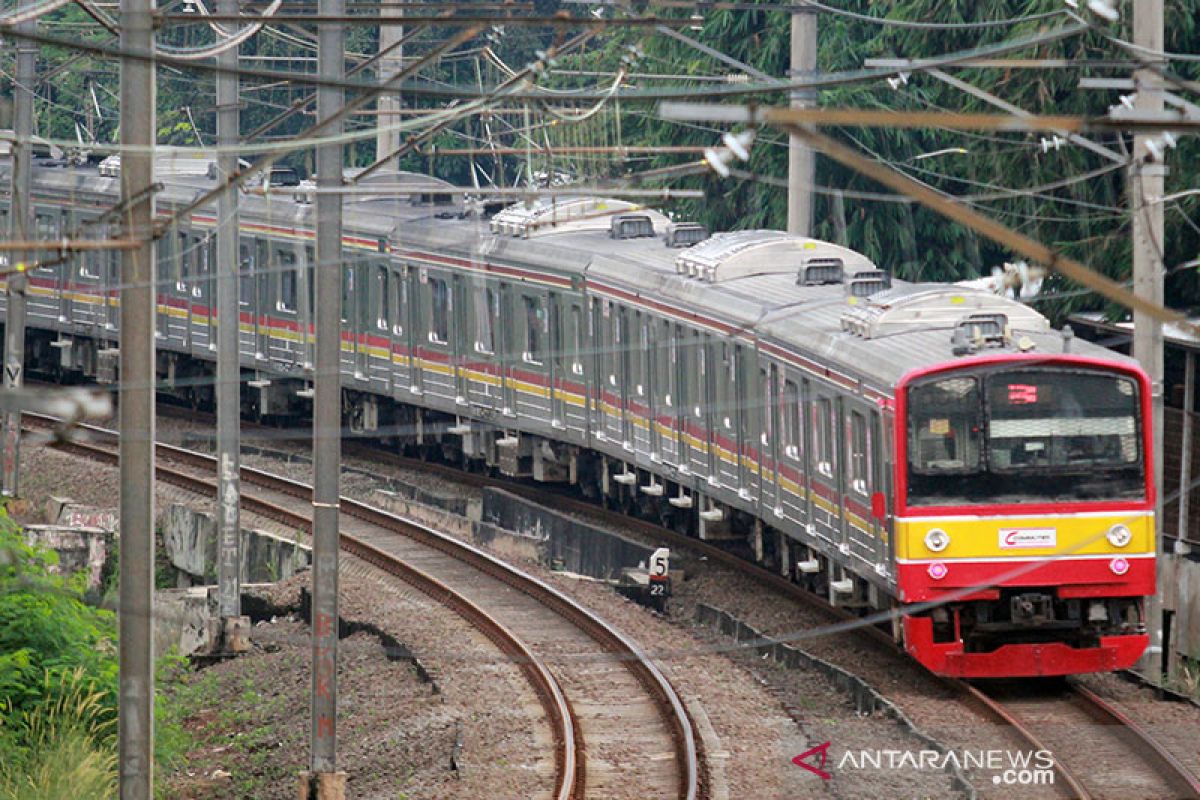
[214,0,247,651]
[375,2,404,170]
[118,0,156,796]
[1131,0,1165,681]
[307,0,345,793]
[787,9,816,236]
[1177,352,1194,545]
[2,20,36,497]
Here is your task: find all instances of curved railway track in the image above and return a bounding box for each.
[59,401,1200,797]
[963,680,1200,799]
[25,414,703,800]
[331,435,1200,799]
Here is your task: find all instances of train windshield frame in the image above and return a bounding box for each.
[905,366,1145,506]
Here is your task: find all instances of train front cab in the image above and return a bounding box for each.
[893,355,1154,678]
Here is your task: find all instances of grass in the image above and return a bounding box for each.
[0,670,117,800]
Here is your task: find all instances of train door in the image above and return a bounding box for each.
[467,280,497,409]
[664,323,685,466]
[878,411,896,571]
[680,329,703,474]
[387,263,408,394]
[176,230,196,347]
[703,334,720,482]
[191,234,214,352]
[77,221,105,333]
[810,387,839,546]
[451,272,467,402]
[298,245,314,369]
[653,318,679,461]
[422,270,454,401]
[368,261,393,391]
[713,341,740,489]
[254,239,271,360]
[272,246,301,366]
[647,315,661,458]
[499,281,517,415]
[345,257,367,381]
[238,240,257,359]
[617,306,633,448]
[564,301,587,435]
[406,265,425,396]
[549,293,566,429]
[105,247,120,332]
[629,313,646,454]
[764,362,782,515]
[846,405,876,565]
[737,344,760,502]
[598,300,622,444]
[779,376,806,523]
[28,209,58,322]
[833,397,850,556]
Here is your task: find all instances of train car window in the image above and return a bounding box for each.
[81,249,102,280]
[35,212,58,240]
[814,396,834,478]
[277,250,297,312]
[629,312,645,396]
[570,305,584,376]
[391,270,405,337]
[524,295,545,364]
[429,276,450,344]
[198,237,212,277]
[179,232,194,286]
[675,325,689,416]
[850,410,870,494]
[763,366,776,452]
[783,380,801,460]
[725,344,737,426]
[740,349,758,449]
[341,265,353,325]
[305,246,315,318]
[600,300,616,390]
[374,266,388,330]
[475,286,495,354]
[907,376,982,474]
[549,296,562,370]
[238,242,254,305]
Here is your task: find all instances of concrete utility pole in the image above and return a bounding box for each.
[117,0,156,796]
[304,0,345,794]
[2,20,36,497]
[786,8,816,237]
[375,4,404,169]
[1131,0,1166,681]
[214,0,249,654]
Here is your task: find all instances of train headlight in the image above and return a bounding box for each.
[1106,524,1133,548]
[924,528,950,552]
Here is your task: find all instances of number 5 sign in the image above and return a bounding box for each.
[650,548,669,578]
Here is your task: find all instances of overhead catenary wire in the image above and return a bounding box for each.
[0,18,1091,103]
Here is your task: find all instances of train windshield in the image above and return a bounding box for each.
[906,368,1144,505]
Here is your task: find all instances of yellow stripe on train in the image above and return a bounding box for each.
[895,512,1154,561]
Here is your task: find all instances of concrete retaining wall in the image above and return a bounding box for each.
[479,487,668,581]
[160,503,310,584]
[23,524,108,592]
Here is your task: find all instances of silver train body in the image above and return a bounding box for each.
[1,162,1149,664]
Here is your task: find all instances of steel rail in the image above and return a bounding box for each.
[22,418,582,800]
[332,437,1198,800]
[25,414,702,800]
[1070,682,1200,799]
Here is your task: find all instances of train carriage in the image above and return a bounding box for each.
[1,156,1154,677]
